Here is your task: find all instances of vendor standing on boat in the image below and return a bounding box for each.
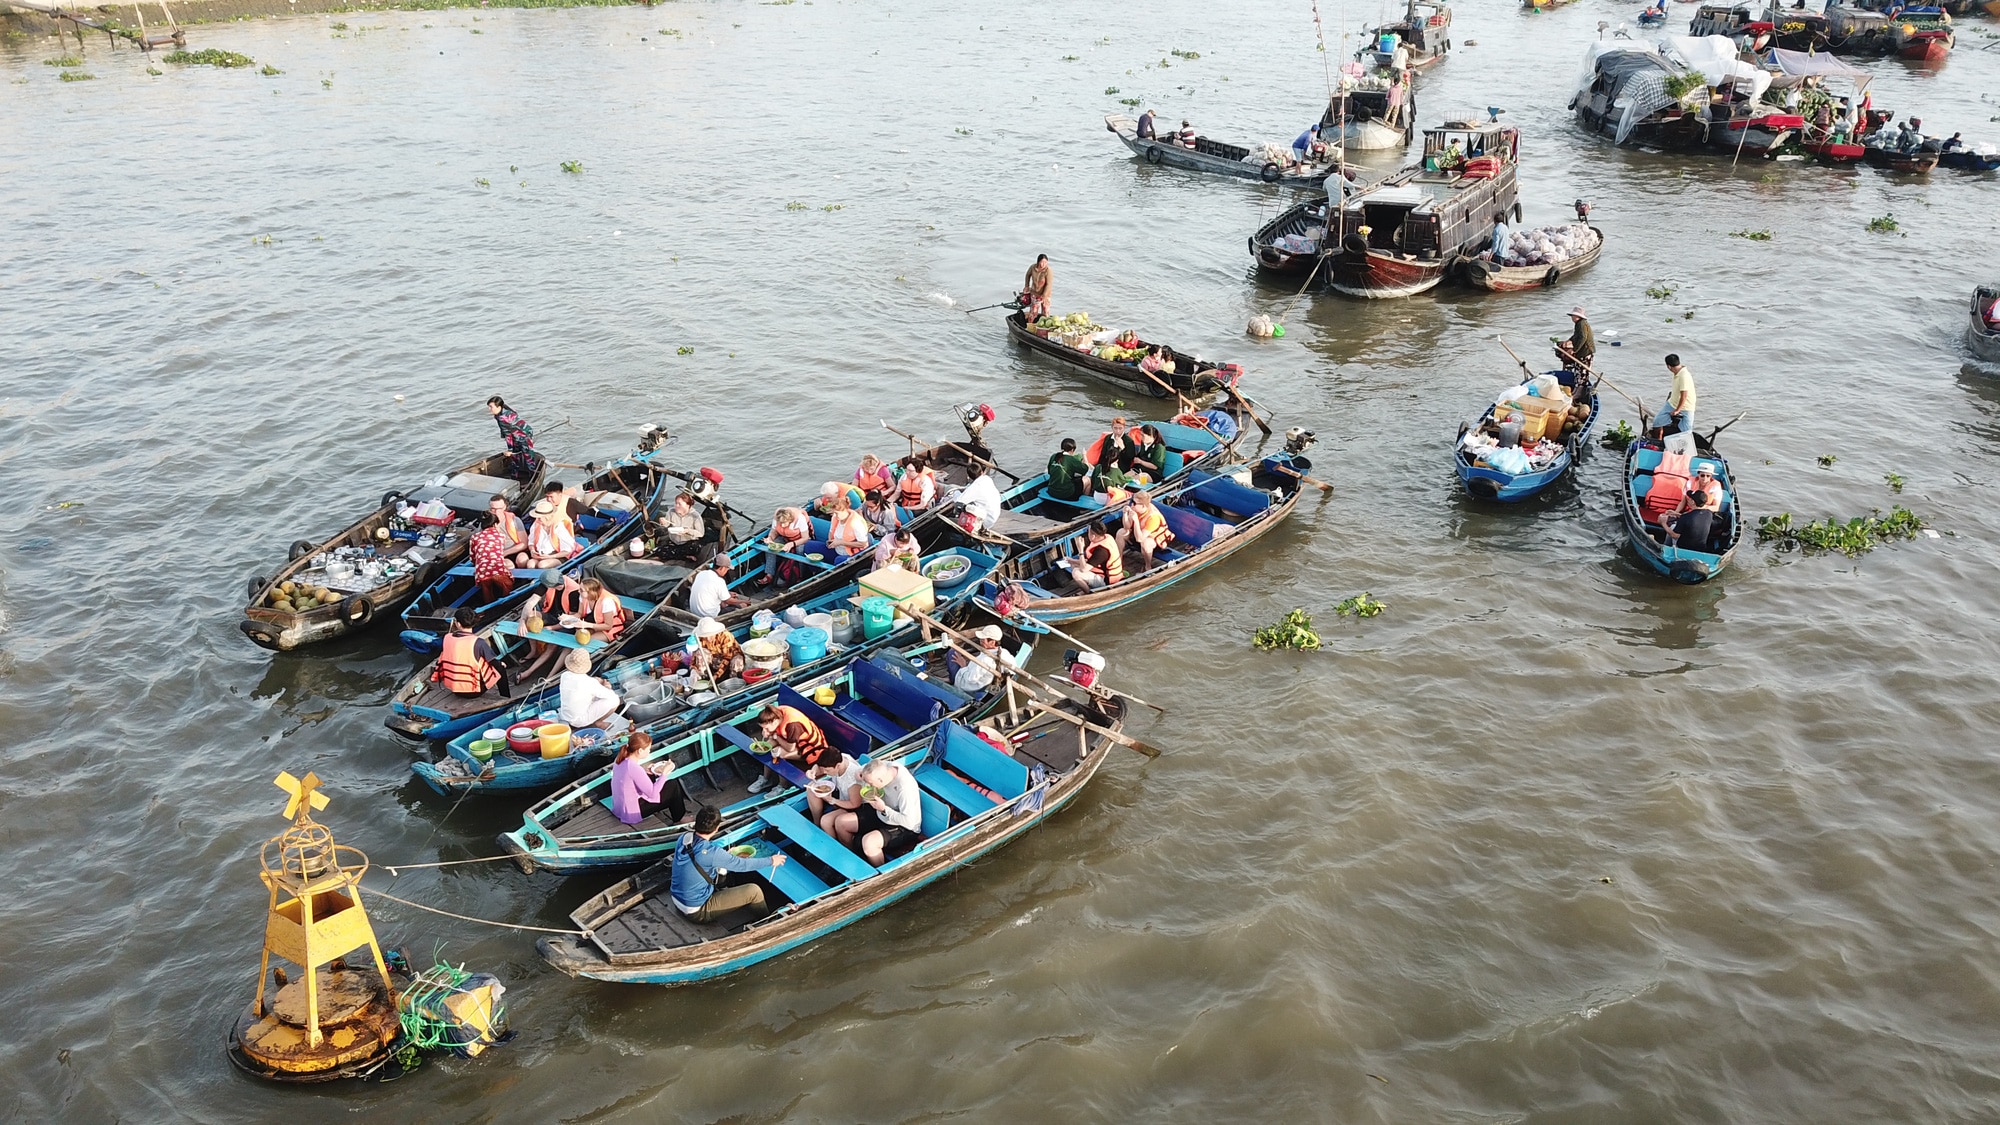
[1556,306,1595,377]
[1019,255,1053,322]
[486,396,543,481]
[1654,354,1697,435]
[1289,124,1323,170]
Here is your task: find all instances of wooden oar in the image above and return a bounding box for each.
[1703,410,1748,445]
[879,420,1020,483]
[976,605,1167,716]
[1266,461,1334,494]
[1025,699,1162,759]
[1217,379,1275,437]
[1134,363,1200,415]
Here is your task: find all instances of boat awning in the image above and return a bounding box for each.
[1762,47,1872,89]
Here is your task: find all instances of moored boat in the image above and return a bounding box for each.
[981,412,1247,547]
[1572,36,1764,152]
[537,690,1128,985]
[1320,72,1419,151]
[1464,225,1603,291]
[1620,432,1743,583]
[1938,145,2000,172]
[1969,285,2000,362]
[239,451,546,652]
[1249,195,1336,275]
[1357,0,1452,70]
[1454,376,1600,501]
[1320,118,1520,299]
[1862,134,1940,172]
[1006,310,1246,400]
[1103,114,1350,187]
[1760,48,1874,164]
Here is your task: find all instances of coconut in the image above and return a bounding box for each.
[274,598,295,612]
[280,581,297,595]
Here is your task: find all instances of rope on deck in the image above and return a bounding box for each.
[359,884,587,936]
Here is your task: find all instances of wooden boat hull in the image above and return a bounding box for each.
[1619,439,1742,583]
[1863,146,1939,173]
[1711,114,1803,158]
[1896,30,1953,58]
[1940,150,2000,172]
[1339,117,1413,151]
[1104,115,1346,187]
[1464,228,1602,292]
[1329,246,1449,299]
[1803,139,1867,165]
[537,698,1126,985]
[1248,198,1331,275]
[1006,311,1231,398]
[1454,390,1600,501]
[1969,286,2000,362]
[981,414,1244,550]
[238,452,545,652]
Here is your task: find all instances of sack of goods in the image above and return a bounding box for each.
[1500,223,1598,268]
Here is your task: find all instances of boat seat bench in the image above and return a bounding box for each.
[760,803,878,884]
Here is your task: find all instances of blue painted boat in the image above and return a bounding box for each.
[979,411,1247,545]
[1939,149,2000,173]
[397,453,677,655]
[983,441,1314,625]
[1454,384,1601,501]
[495,611,1038,874]
[537,691,1128,985]
[1619,435,1743,583]
[407,546,1005,793]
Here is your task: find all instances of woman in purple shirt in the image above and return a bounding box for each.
[610,732,687,826]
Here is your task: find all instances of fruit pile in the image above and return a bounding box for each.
[268,580,340,613]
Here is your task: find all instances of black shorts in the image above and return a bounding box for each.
[854,805,920,857]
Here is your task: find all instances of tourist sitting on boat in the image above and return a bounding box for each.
[1120,490,1175,572]
[689,555,749,619]
[669,806,787,923]
[579,577,628,641]
[749,703,831,796]
[1099,415,1139,472]
[896,456,937,510]
[653,491,707,562]
[1178,120,1198,148]
[860,491,899,540]
[828,760,923,865]
[688,616,745,682]
[1062,521,1126,591]
[854,453,895,497]
[539,568,586,619]
[813,480,866,518]
[1137,109,1158,139]
[1556,306,1595,375]
[523,498,578,567]
[611,732,687,827]
[1128,425,1169,481]
[1093,464,1133,505]
[1137,348,1176,378]
[486,495,528,557]
[487,395,543,480]
[949,623,1019,694]
[761,506,811,586]
[1046,437,1090,502]
[873,528,921,572]
[544,479,590,522]
[807,747,865,828]
[1653,354,1697,435]
[1664,468,1724,550]
[1020,254,1052,322]
[432,608,505,697]
[469,512,517,604]
[558,648,628,736]
[825,492,872,558]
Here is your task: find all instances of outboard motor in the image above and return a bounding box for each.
[685,466,723,504]
[1284,427,1318,457]
[955,402,995,444]
[636,423,673,454]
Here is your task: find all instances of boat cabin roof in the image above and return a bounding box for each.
[1424,121,1513,154]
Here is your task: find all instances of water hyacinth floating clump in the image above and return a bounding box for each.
[1867,214,1899,234]
[1253,609,1321,651]
[1602,419,1636,451]
[1729,229,1773,241]
[1334,593,1385,618]
[164,49,255,68]
[44,55,84,67]
[60,71,97,81]
[1756,507,1926,557]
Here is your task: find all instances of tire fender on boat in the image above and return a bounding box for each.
[381,489,405,509]
[1144,146,1163,165]
[1544,265,1562,288]
[342,595,374,625]
[1260,162,1281,183]
[248,574,268,601]
[239,619,281,649]
[288,539,316,561]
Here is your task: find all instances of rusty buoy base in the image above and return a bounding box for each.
[227,970,401,1083]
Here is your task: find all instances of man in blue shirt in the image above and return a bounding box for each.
[670,807,787,922]
[1488,210,1511,261]
[1291,124,1320,168]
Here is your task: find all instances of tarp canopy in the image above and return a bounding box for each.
[1762,47,1872,89]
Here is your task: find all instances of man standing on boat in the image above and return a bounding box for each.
[486,396,543,481]
[1654,354,1697,435]
[1556,306,1595,374]
[1020,255,1052,322]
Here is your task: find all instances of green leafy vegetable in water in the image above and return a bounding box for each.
[59,71,97,82]
[1253,609,1320,651]
[44,55,84,67]
[1817,454,1837,468]
[163,49,255,68]
[1884,472,1904,493]
[1602,419,1636,451]
[1729,229,1773,241]
[560,160,583,174]
[1867,214,1898,233]
[1335,593,1385,618]
[1756,507,1926,557]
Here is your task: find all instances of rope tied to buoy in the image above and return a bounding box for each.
[359,884,588,937]
[380,854,522,876]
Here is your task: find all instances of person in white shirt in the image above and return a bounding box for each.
[950,623,1018,694]
[557,648,628,735]
[687,556,748,619]
[827,760,923,865]
[807,747,866,827]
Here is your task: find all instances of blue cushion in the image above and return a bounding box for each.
[775,684,870,759]
[1182,471,1272,518]
[918,791,953,838]
[1634,448,1664,472]
[1158,504,1217,547]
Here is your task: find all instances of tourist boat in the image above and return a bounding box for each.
[537,692,1128,985]
[1320,73,1420,151]
[1006,310,1248,400]
[984,440,1315,625]
[1862,135,1940,172]
[1102,114,1351,187]
[1463,226,1604,291]
[1357,0,1452,70]
[1249,194,1337,276]
[1453,382,1601,501]
[1939,145,2000,172]
[1969,285,2000,362]
[497,610,1038,875]
[396,453,675,655]
[238,452,547,652]
[1319,118,1520,299]
[406,546,1005,792]
[1620,432,1742,583]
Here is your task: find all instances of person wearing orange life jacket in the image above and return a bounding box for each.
[1119,489,1174,571]
[432,608,506,697]
[760,506,811,588]
[825,492,871,559]
[1063,520,1125,591]
[484,496,528,561]
[538,568,587,620]
[523,498,578,567]
[578,577,628,641]
[747,702,831,794]
[896,456,936,511]
[854,453,896,498]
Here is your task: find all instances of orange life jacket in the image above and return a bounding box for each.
[542,584,584,618]
[1643,449,1693,521]
[587,592,627,639]
[898,468,934,508]
[1088,537,1125,585]
[433,632,497,694]
[529,516,576,558]
[770,705,829,765]
[1103,486,1131,506]
[829,512,868,553]
[495,510,527,548]
[1132,505,1171,551]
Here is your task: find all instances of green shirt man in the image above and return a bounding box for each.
[1045,439,1090,502]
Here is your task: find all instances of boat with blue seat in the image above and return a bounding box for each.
[979,410,1248,545]
[536,687,1128,985]
[396,452,677,655]
[496,612,1037,874]
[406,547,1006,793]
[1620,432,1743,583]
[987,434,1316,624]
[1454,378,1600,501]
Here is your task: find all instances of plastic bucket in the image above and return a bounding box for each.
[537,723,572,759]
[482,728,507,743]
[506,725,540,755]
[829,609,854,644]
[788,626,829,667]
[803,611,833,636]
[814,684,838,706]
[862,596,895,640]
[468,739,503,762]
[741,637,787,672]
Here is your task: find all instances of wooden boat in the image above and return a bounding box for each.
[407,547,1005,793]
[537,693,1128,985]
[1454,384,1601,501]
[397,453,674,655]
[1320,76,1420,151]
[498,612,1037,876]
[980,412,1248,547]
[1620,434,1742,583]
[1862,140,1939,172]
[1969,286,2000,362]
[1320,119,1520,299]
[987,445,1313,625]
[1006,310,1243,400]
[1464,226,1603,291]
[1939,147,2000,172]
[1572,42,1719,151]
[1523,0,1578,10]
[1358,0,1452,70]
[1103,114,1351,187]
[1710,110,1805,158]
[239,452,546,652]
[1249,195,1336,276]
